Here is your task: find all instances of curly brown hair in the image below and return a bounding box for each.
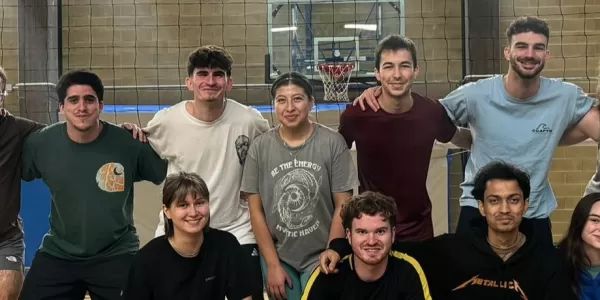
[187,45,233,77]
[341,191,398,230]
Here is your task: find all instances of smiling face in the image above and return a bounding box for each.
[60,84,103,133]
[274,84,313,129]
[375,49,419,100]
[185,67,233,103]
[164,193,210,236]
[582,201,600,252]
[478,179,528,233]
[347,213,394,267]
[504,32,549,80]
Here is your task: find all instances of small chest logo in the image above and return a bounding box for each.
[532,123,553,134]
[96,162,125,192]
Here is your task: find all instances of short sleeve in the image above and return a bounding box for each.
[21,133,41,182]
[144,109,171,160]
[433,100,457,143]
[440,85,471,126]
[330,133,359,193]
[240,139,260,194]
[136,142,168,185]
[338,106,355,149]
[569,85,595,126]
[224,233,254,300]
[251,110,270,138]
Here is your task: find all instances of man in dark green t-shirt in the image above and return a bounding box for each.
[19,70,167,300]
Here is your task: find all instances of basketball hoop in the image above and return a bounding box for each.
[317,63,354,102]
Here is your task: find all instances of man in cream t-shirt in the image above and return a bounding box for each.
[144,45,269,299]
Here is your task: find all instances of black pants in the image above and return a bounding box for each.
[241,243,265,300]
[20,251,134,300]
[456,206,554,247]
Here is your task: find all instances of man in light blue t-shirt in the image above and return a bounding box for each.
[352,16,600,246]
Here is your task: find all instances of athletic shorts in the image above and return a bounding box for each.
[0,231,25,272]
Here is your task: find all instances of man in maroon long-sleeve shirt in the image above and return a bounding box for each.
[339,35,470,241]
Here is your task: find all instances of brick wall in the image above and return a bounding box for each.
[271,0,463,100]
[0,0,466,109]
[447,145,599,244]
[497,0,600,242]
[1,0,600,241]
[549,145,598,242]
[499,0,600,91]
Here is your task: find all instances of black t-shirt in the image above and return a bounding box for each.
[302,251,431,300]
[0,109,44,241]
[122,228,252,300]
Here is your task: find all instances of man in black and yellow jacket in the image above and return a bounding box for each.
[302,191,431,300]
[319,161,575,300]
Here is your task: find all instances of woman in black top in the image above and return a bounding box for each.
[122,172,253,300]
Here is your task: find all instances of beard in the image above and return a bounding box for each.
[510,57,544,79]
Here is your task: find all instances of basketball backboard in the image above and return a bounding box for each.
[266,0,405,84]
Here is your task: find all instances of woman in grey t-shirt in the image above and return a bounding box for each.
[241,72,359,300]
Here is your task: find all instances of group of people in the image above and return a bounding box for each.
[306,15,600,300]
[0,14,600,300]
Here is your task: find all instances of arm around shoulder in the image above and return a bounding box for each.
[440,85,471,126]
[15,116,45,140]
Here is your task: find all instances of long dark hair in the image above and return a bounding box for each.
[557,193,600,296]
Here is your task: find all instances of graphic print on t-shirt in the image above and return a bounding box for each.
[271,159,322,240]
[235,135,250,165]
[96,162,125,192]
[452,274,528,299]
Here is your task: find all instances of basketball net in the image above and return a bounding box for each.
[317,63,354,102]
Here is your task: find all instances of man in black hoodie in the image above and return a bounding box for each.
[319,161,574,300]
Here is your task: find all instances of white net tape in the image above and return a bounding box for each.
[317,63,354,102]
